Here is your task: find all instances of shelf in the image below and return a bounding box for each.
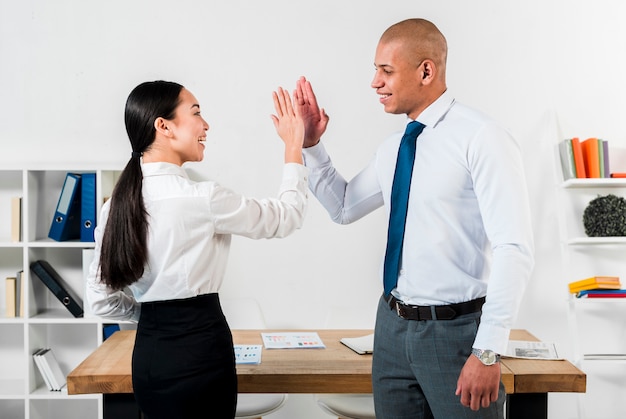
[563,178,626,188]
[559,169,626,419]
[568,237,626,245]
[0,379,25,396]
[572,297,626,304]
[584,354,626,361]
[0,167,121,418]
[25,240,96,249]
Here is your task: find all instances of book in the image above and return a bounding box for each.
[16,270,24,317]
[261,332,326,349]
[30,260,84,317]
[570,282,622,293]
[33,348,53,391]
[571,137,586,178]
[340,333,374,355]
[568,276,621,293]
[597,139,605,178]
[5,276,17,317]
[48,172,82,241]
[581,137,601,178]
[601,139,610,178]
[10,196,22,242]
[33,348,66,391]
[577,289,626,298]
[558,139,576,181]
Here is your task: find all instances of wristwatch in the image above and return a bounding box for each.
[472,348,501,366]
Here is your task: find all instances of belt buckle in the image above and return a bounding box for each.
[395,301,402,317]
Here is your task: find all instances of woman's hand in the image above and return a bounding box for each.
[271,87,305,164]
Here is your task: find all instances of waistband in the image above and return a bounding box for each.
[385,294,485,321]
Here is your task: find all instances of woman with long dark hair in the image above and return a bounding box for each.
[86,80,307,418]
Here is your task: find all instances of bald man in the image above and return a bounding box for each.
[296,18,534,418]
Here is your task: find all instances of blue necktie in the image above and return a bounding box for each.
[383,121,425,296]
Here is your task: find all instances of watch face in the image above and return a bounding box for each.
[473,348,498,365]
[481,350,497,365]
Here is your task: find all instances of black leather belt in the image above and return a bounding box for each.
[385,295,485,321]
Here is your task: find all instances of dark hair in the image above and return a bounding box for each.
[99,80,184,290]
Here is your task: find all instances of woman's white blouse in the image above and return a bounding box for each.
[86,161,308,322]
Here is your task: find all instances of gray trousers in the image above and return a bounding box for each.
[372,295,505,419]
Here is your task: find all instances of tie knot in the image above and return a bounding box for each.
[405,120,425,138]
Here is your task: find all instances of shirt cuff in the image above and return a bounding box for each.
[302,142,331,168]
[473,323,511,355]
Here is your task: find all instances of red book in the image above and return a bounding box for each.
[571,137,586,178]
[581,137,601,178]
[577,289,626,298]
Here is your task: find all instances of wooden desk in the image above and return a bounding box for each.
[68,329,585,419]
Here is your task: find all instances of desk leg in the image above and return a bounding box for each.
[506,393,547,419]
[104,394,142,419]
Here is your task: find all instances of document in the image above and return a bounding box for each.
[261,332,326,349]
[340,333,374,355]
[503,340,562,360]
[234,345,263,364]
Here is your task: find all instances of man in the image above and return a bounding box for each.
[295,18,534,418]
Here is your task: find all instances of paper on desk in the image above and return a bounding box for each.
[340,333,374,355]
[261,332,326,349]
[503,340,562,360]
[234,345,262,364]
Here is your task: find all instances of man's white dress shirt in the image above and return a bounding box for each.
[302,90,534,354]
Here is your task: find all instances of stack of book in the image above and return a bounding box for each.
[33,348,66,391]
[568,276,625,298]
[558,137,611,180]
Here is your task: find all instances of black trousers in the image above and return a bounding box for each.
[132,293,237,419]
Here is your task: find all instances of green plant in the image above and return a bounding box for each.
[583,194,626,237]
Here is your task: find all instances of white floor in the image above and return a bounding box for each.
[260,393,587,419]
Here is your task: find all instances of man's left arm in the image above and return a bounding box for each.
[456,122,535,410]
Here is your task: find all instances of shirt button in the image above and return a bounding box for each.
[400,269,406,275]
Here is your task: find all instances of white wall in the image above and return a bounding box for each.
[3,1,626,417]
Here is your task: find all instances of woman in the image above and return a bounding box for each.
[85,80,307,418]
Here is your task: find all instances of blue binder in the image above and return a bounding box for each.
[48,173,82,241]
[80,173,97,242]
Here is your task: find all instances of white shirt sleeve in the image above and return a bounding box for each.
[303,142,384,224]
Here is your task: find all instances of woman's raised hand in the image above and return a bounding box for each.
[271,87,305,164]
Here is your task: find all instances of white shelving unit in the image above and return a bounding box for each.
[558,178,626,419]
[0,166,121,419]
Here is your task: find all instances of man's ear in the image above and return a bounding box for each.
[421,60,436,84]
[154,117,172,137]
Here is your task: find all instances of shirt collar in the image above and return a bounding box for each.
[141,161,190,179]
[410,90,455,129]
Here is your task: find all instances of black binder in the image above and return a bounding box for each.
[30,260,84,318]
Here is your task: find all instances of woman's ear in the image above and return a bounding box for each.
[154,117,171,137]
